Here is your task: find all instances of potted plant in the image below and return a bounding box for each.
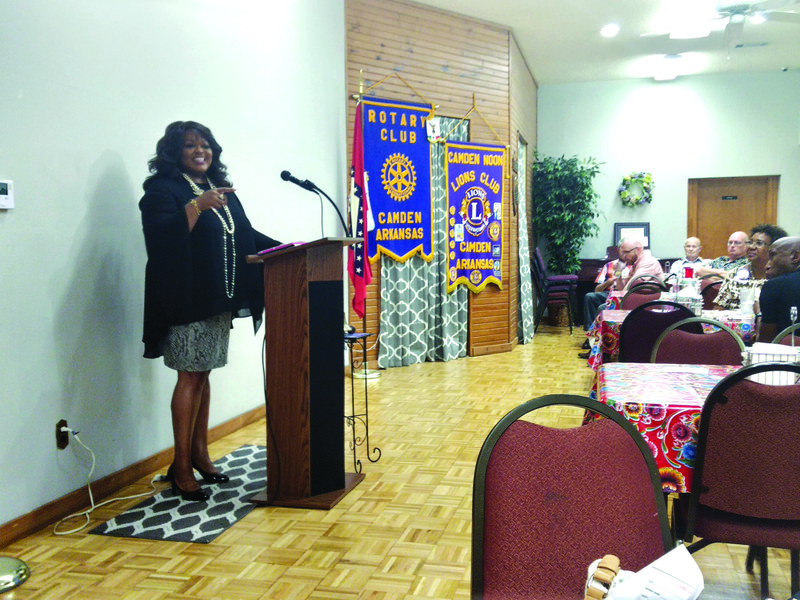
[531,152,601,275]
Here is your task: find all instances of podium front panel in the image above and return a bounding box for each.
[309,279,345,494]
[261,242,346,502]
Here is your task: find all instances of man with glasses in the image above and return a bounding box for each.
[616,237,664,291]
[577,237,662,358]
[714,224,788,310]
[695,231,748,278]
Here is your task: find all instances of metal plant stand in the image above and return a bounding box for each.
[344,332,381,473]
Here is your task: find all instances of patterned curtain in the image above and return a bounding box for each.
[516,136,535,343]
[378,118,469,368]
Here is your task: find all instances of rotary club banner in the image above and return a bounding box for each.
[361,97,433,263]
[445,141,505,293]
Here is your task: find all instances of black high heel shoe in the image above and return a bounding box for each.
[192,461,230,484]
[166,464,210,502]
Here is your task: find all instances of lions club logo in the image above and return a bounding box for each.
[460,186,491,236]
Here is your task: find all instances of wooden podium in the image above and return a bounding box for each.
[247,238,364,509]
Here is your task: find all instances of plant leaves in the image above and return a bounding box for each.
[531,152,601,274]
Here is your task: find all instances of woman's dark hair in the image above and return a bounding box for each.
[750,223,789,246]
[143,120,231,188]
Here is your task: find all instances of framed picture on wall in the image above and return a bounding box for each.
[614,222,650,248]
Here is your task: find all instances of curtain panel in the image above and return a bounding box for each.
[378,118,469,368]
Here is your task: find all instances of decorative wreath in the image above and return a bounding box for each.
[618,171,654,207]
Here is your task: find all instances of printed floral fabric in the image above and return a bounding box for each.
[586,310,628,371]
[598,363,739,493]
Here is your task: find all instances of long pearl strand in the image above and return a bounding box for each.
[182,173,236,299]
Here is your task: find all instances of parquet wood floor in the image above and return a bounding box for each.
[1,325,793,599]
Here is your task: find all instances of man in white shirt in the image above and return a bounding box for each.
[669,237,708,278]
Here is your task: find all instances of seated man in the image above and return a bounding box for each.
[582,257,626,332]
[579,238,661,359]
[617,237,664,291]
[758,235,800,342]
[714,224,788,311]
[669,237,708,277]
[694,231,748,278]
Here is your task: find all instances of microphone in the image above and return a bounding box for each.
[280,170,316,192]
[280,170,349,235]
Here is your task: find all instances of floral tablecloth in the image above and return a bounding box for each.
[606,291,624,310]
[597,362,740,493]
[711,310,757,344]
[586,310,629,371]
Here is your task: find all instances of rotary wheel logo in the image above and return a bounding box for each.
[381,153,416,201]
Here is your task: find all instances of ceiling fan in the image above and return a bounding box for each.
[714,0,800,54]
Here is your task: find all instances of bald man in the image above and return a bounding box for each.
[616,237,664,291]
[694,231,748,278]
[758,235,800,342]
[669,237,708,277]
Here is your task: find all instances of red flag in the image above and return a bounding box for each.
[348,103,372,319]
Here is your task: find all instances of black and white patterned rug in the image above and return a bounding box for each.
[90,445,266,544]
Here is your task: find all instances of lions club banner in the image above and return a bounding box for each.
[361,97,433,263]
[445,141,505,293]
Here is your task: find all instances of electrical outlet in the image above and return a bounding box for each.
[56,419,69,449]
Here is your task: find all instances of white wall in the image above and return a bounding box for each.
[537,71,800,260]
[0,0,347,526]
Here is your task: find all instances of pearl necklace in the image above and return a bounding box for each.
[182,172,236,299]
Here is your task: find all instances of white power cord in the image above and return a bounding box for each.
[53,427,163,536]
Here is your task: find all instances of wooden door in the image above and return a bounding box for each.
[687,176,779,260]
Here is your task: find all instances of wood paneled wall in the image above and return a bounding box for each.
[345,0,537,361]
[510,37,539,338]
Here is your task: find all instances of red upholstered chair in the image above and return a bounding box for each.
[626,273,665,289]
[651,317,745,365]
[662,271,679,290]
[618,301,698,363]
[621,290,660,310]
[675,363,800,599]
[700,279,722,310]
[620,282,668,310]
[472,395,672,600]
[774,323,800,346]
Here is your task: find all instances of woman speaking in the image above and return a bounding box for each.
[140,121,280,501]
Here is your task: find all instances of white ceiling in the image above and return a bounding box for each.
[410,0,800,84]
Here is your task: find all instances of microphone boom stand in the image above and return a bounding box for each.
[312,185,350,237]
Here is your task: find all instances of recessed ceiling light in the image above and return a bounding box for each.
[669,23,711,39]
[628,52,706,80]
[653,54,682,81]
[600,23,620,38]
